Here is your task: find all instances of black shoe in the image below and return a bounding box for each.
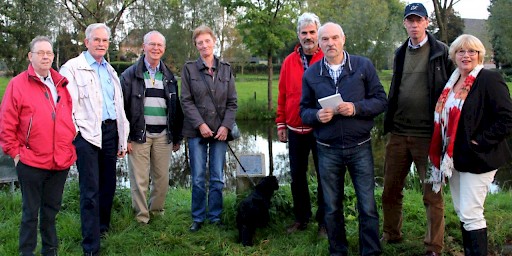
[286,221,308,234]
[318,225,328,238]
[189,222,203,232]
[211,220,225,229]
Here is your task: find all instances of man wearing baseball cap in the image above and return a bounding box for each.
[382,3,454,256]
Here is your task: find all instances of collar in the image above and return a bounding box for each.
[320,51,352,76]
[84,51,107,66]
[323,52,347,70]
[408,35,428,49]
[144,57,160,72]
[199,57,217,71]
[36,71,52,83]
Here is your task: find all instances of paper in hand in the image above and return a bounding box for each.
[318,93,343,109]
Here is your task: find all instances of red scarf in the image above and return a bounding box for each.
[427,65,483,192]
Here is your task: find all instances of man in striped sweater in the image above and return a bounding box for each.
[121,30,184,224]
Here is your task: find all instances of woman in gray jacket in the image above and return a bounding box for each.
[180,25,237,232]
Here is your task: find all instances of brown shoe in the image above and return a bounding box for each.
[318,225,327,238]
[286,222,307,234]
[425,251,441,256]
[380,236,403,244]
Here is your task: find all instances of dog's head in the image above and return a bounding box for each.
[255,175,279,195]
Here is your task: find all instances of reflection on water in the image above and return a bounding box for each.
[3,118,512,192]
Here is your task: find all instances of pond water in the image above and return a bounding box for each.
[2,118,512,192]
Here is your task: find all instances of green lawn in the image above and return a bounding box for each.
[0,77,10,101]
[0,181,511,255]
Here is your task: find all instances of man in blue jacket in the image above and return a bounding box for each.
[300,22,387,256]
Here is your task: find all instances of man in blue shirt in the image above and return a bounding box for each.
[60,23,130,256]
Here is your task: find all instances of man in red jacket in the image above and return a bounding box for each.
[0,36,77,256]
[275,12,326,236]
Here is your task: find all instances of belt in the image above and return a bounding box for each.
[102,119,116,125]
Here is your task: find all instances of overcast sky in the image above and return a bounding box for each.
[404,0,490,19]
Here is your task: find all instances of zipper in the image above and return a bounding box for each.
[25,116,33,148]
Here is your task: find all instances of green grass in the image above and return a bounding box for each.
[0,77,10,102]
[0,181,511,255]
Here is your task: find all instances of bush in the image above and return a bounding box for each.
[110,61,134,74]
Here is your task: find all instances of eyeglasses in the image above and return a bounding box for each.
[456,49,479,56]
[147,42,165,48]
[31,51,54,57]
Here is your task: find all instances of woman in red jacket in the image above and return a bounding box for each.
[0,36,76,256]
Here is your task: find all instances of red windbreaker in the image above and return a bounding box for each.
[0,64,77,170]
[276,44,323,134]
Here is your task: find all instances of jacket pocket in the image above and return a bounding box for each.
[75,82,92,120]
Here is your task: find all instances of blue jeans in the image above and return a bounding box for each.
[317,142,381,256]
[188,137,227,223]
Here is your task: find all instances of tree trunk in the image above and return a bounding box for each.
[267,125,274,176]
[267,51,273,111]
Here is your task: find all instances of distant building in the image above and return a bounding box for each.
[118,29,144,62]
[463,18,495,69]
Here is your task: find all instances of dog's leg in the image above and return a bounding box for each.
[241,225,254,246]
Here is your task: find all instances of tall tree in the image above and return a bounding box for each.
[0,0,58,75]
[59,0,137,45]
[306,0,404,70]
[428,7,464,44]
[432,0,461,43]
[124,0,229,72]
[488,0,512,68]
[221,0,299,111]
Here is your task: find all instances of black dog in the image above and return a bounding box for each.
[236,175,279,246]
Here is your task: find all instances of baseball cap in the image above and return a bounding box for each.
[404,3,428,19]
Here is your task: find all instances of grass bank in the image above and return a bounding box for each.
[0,181,511,255]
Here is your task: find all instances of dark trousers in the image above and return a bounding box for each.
[73,123,118,254]
[16,162,68,256]
[382,134,444,253]
[288,129,324,225]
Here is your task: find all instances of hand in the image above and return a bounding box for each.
[117,150,126,158]
[317,108,335,123]
[172,143,181,152]
[214,126,229,141]
[14,154,20,167]
[277,129,288,142]
[336,102,355,116]
[127,142,133,154]
[198,123,214,138]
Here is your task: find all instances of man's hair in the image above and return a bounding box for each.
[143,30,166,45]
[85,23,111,40]
[192,25,216,45]
[29,36,52,52]
[318,22,345,39]
[296,12,321,34]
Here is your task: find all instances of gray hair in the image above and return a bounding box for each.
[297,12,321,34]
[29,36,52,52]
[143,30,166,45]
[85,23,111,40]
[318,22,345,38]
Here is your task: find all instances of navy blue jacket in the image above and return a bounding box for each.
[300,52,387,148]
